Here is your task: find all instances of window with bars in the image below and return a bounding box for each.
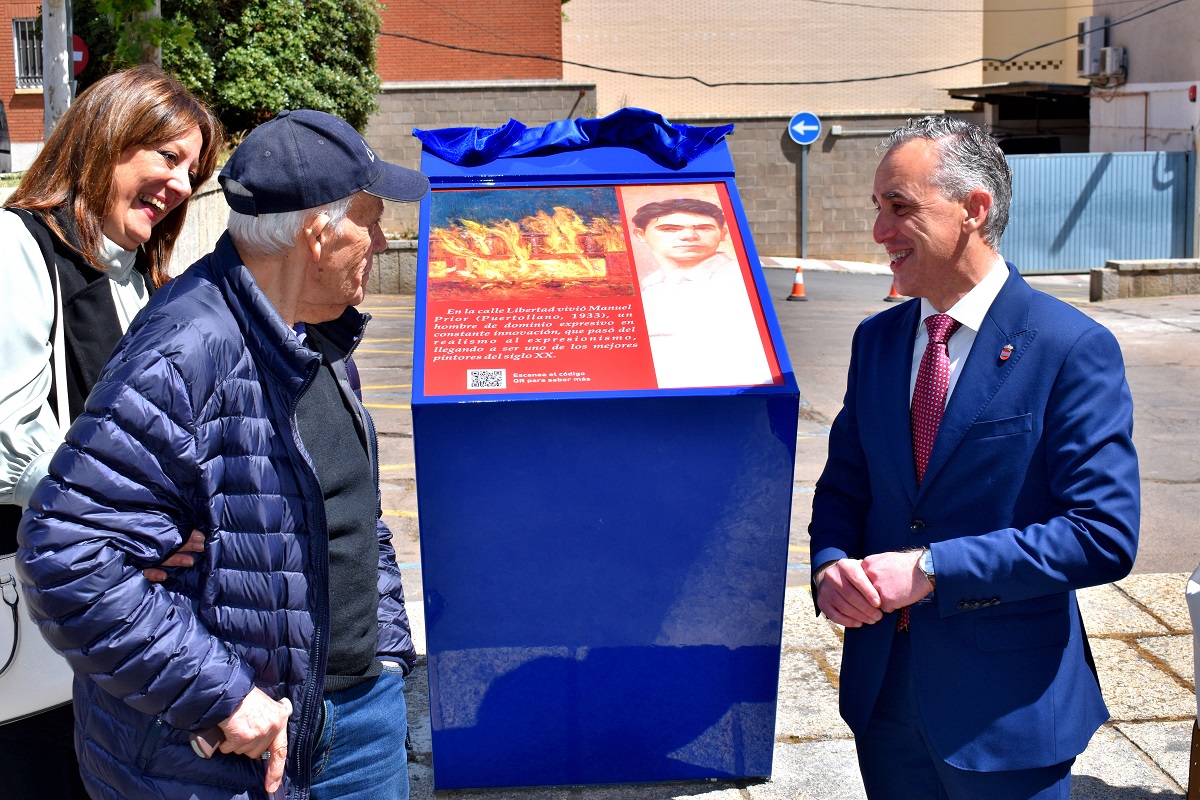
[13,18,42,89]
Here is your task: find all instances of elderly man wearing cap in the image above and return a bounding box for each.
[16,109,428,800]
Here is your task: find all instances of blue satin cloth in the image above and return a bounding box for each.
[412,107,734,169]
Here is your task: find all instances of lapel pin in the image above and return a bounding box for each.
[999,344,1014,362]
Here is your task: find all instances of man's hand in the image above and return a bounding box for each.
[217,687,291,793]
[143,529,205,583]
[861,550,933,612]
[815,559,884,627]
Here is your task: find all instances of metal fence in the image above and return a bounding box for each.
[1002,150,1195,273]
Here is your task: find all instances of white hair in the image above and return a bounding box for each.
[224,179,355,256]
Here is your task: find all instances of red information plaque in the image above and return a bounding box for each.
[422,182,782,395]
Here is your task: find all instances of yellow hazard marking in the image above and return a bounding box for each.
[364,403,411,410]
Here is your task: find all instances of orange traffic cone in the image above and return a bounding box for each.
[785,265,807,301]
[883,283,903,302]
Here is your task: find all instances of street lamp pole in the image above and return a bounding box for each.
[41,0,72,137]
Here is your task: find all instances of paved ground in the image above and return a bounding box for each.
[356,259,1199,799]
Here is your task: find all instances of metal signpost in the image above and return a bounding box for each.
[788,112,821,258]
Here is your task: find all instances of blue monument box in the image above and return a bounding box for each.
[411,122,800,789]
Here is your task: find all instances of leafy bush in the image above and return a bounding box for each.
[73,0,381,139]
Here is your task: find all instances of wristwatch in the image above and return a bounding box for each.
[918,547,936,590]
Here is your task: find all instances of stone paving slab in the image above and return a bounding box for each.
[404,580,1196,798]
[1073,724,1184,798]
[1090,638,1196,721]
[774,651,852,742]
[1115,720,1195,790]
[1136,635,1196,692]
[780,590,843,652]
[1118,573,1196,633]
[1080,583,1169,636]
[752,740,866,800]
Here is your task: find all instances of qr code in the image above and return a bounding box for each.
[467,369,506,390]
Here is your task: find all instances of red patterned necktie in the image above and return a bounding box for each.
[899,313,961,632]
[911,313,962,485]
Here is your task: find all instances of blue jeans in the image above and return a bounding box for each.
[310,664,410,800]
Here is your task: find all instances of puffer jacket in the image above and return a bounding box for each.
[16,232,415,800]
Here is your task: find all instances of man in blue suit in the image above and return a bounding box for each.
[810,116,1139,799]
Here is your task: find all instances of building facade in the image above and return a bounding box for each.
[1,0,49,170]
[1086,0,1200,153]
[376,0,562,83]
[559,0,981,119]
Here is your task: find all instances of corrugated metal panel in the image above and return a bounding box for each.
[1001,151,1194,273]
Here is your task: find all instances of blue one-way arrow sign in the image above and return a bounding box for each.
[788,112,822,146]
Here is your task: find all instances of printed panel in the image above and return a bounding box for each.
[422,183,780,395]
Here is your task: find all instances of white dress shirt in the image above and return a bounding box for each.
[908,257,1010,405]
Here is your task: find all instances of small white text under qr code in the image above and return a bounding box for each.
[467,369,506,390]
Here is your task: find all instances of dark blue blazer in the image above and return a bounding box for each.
[810,264,1139,772]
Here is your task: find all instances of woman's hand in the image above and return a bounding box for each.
[142,529,205,583]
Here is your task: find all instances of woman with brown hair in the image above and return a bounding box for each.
[0,64,222,798]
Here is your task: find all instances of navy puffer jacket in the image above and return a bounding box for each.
[16,233,414,800]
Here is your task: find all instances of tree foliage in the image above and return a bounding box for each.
[73,0,382,138]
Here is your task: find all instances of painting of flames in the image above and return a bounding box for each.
[427,203,634,301]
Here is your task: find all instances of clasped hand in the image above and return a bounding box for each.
[815,551,933,628]
[218,687,292,793]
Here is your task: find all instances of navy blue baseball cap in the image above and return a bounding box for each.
[219,109,429,216]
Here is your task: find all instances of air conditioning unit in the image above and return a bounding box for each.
[1101,46,1125,77]
[1077,16,1106,78]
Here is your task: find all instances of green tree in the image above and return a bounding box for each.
[73,0,382,138]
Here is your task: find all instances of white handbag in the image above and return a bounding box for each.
[0,247,75,725]
[0,552,74,723]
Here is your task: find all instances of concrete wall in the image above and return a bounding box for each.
[168,176,226,275]
[982,0,1083,86]
[1090,82,1200,153]
[1100,0,1200,85]
[1091,259,1200,300]
[367,239,418,295]
[561,0,980,118]
[171,105,909,286]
